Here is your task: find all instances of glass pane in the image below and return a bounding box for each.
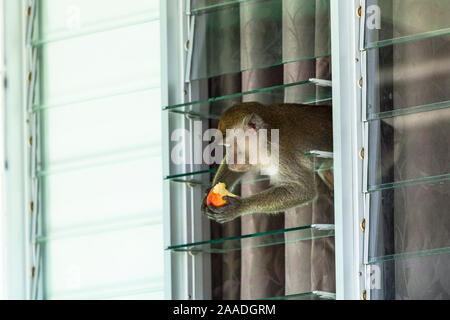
[39,21,160,107]
[364,0,450,49]
[43,224,164,299]
[38,88,161,167]
[369,252,450,299]
[369,179,450,263]
[35,0,159,45]
[367,108,450,188]
[366,35,450,119]
[366,10,450,300]
[40,157,163,234]
[167,224,334,253]
[189,0,330,81]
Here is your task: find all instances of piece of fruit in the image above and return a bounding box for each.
[206,183,237,208]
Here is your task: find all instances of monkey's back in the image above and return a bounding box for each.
[271,103,333,152]
[220,101,332,152]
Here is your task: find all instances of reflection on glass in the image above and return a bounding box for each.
[189,0,330,81]
[369,180,450,264]
[34,0,159,45]
[42,224,164,300]
[367,108,450,188]
[40,157,163,234]
[366,35,450,118]
[39,21,160,108]
[364,0,450,49]
[369,252,450,299]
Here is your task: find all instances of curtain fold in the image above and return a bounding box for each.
[239,0,285,300]
[283,0,334,295]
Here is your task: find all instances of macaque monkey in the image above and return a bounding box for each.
[202,102,333,223]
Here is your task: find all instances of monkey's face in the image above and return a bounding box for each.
[223,127,258,172]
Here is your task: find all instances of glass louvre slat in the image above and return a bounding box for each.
[368,176,450,264]
[369,254,450,300]
[367,100,450,121]
[39,88,161,167]
[188,0,330,81]
[365,35,450,119]
[53,284,165,300]
[368,173,450,193]
[36,147,160,178]
[368,179,449,263]
[36,214,162,243]
[167,224,334,253]
[32,15,158,47]
[167,170,271,186]
[369,247,450,264]
[165,80,296,110]
[264,291,336,300]
[39,21,160,107]
[41,157,163,235]
[32,86,158,112]
[43,224,164,300]
[164,81,332,119]
[166,151,333,183]
[365,29,450,50]
[165,168,218,181]
[35,0,159,45]
[363,0,450,50]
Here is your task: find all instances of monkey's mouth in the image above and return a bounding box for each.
[229,163,251,172]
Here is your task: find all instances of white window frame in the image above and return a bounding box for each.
[160,0,212,300]
[330,0,366,300]
[2,0,29,299]
[1,0,366,300]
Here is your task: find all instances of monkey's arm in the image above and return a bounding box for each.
[212,158,246,192]
[206,181,316,223]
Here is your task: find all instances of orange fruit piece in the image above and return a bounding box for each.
[206,183,237,208]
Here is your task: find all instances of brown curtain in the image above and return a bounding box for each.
[283,0,334,295]
[239,0,285,300]
[211,0,334,299]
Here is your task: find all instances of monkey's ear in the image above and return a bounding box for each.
[243,113,265,131]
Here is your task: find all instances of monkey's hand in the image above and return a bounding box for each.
[201,187,213,214]
[204,196,243,223]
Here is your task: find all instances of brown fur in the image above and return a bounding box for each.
[203,102,333,223]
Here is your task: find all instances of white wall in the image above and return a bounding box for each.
[0,0,6,300]
[2,0,27,299]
